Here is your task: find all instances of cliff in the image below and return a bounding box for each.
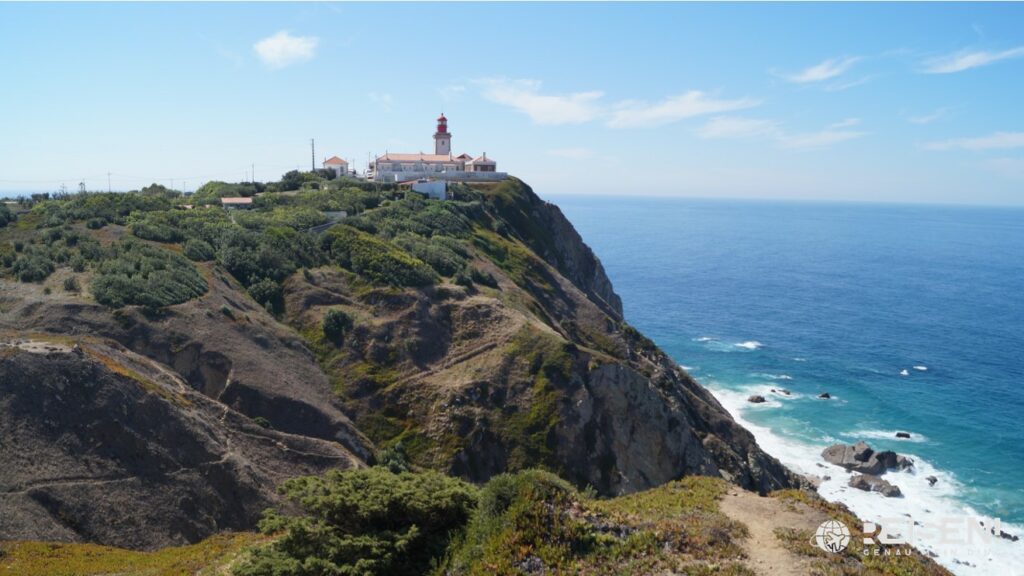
[0,178,798,551]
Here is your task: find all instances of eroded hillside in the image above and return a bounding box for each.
[0,177,797,549]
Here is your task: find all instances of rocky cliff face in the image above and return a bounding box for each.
[282,180,799,496]
[0,178,798,551]
[0,338,363,550]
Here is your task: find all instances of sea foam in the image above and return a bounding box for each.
[844,429,929,444]
[734,340,763,350]
[706,383,1024,576]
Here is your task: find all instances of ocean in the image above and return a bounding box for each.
[552,195,1024,576]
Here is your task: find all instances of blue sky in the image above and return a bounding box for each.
[2,2,1024,205]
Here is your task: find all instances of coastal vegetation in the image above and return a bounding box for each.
[0,174,954,576]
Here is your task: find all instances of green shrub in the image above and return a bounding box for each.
[233,468,478,576]
[63,276,80,292]
[470,268,498,288]
[86,217,107,229]
[183,238,215,262]
[248,278,282,312]
[375,442,411,474]
[12,248,55,282]
[322,309,353,343]
[321,226,436,287]
[131,221,182,243]
[0,203,13,227]
[91,240,207,308]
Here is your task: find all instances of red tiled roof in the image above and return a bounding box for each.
[221,197,253,204]
[323,156,348,165]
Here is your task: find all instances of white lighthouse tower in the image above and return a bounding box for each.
[434,113,451,156]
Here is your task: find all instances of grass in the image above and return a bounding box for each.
[0,533,266,576]
[443,472,753,576]
[770,490,954,576]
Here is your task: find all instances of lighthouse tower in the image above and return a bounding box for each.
[434,114,451,156]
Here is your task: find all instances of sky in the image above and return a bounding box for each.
[1,2,1024,205]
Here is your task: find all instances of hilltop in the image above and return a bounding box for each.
[0,175,949,574]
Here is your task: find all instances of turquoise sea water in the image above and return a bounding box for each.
[553,195,1024,574]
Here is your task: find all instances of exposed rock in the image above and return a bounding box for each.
[848,474,903,497]
[771,388,791,396]
[821,442,914,475]
[926,475,938,486]
[747,395,767,404]
[0,342,363,549]
[818,392,831,399]
[896,432,911,439]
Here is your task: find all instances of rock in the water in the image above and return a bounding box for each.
[747,395,766,404]
[821,442,914,475]
[771,388,791,396]
[926,475,938,487]
[849,474,903,497]
[896,432,911,439]
[818,392,831,399]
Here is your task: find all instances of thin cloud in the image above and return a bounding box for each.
[776,57,860,84]
[697,116,780,140]
[698,116,865,149]
[253,31,319,69]
[828,118,861,130]
[476,78,603,125]
[924,132,1024,151]
[547,147,594,159]
[922,46,1024,74]
[369,92,393,111]
[607,91,759,129]
[824,75,873,92]
[438,84,466,101]
[778,119,866,149]
[908,108,950,125]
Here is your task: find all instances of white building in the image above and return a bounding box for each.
[370,115,507,183]
[409,179,447,200]
[322,156,349,178]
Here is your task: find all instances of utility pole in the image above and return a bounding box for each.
[252,163,255,184]
[107,172,111,193]
[310,138,315,172]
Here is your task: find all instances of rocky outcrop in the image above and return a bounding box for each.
[0,340,363,549]
[848,474,902,497]
[822,441,914,475]
[747,395,767,403]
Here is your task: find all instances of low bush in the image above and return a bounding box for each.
[0,203,13,227]
[12,248,55,282]
[233,468,478,576]
[248,278,282,313]
[322,226,436,287]
[91,240,207,308]
[183,238,215,262]
[322,308,353,343]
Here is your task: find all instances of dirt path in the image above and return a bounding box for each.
[719,489,824,576]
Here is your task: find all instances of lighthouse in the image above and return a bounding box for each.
[434,114,451,156]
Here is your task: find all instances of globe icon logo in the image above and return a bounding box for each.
[813,519,851,553]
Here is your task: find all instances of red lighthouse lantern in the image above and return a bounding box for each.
[437,113,448,134]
